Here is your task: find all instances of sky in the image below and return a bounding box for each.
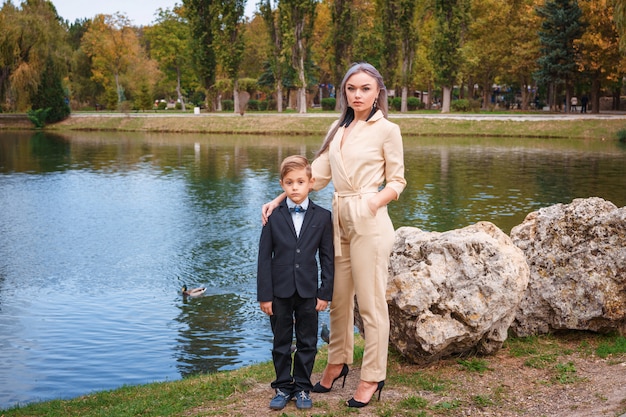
[50,0,256,26]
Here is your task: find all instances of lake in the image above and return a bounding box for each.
[1,130,625,409]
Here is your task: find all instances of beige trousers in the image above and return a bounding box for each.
[327,193,395,382]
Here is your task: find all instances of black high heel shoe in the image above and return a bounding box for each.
[346,380,385,408]
[312,364,349,393]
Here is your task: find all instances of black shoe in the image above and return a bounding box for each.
[295,390,312,409]
[269,388,292,410]
[312,364,349,393]
[346,381,385,408]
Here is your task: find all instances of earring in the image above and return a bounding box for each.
[373,98,378,109]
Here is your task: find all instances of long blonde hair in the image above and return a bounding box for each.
[316,63,388,157]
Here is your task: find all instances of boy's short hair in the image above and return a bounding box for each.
[280,155,312,179]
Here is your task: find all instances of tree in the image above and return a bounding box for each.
[81,13,146,108]
[397,0,419,112]
[376,0,401,100]
[183,0,218,110]
[330,0,355,109]
[68,18,103,109]
[501,0,542,110]
[259,0,287,112]
[534,0,583,112]
[462,0,511,109]
[577,0,623,113]
[431,0,470,113]
[613,0,626,52]
[1,0,69,112]
[281,0,317,113]
[145,7,192,111]
[214,0,246,113]
[31,55,70,123]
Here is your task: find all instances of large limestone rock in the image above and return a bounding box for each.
[386,222,529,364]
[510,197,626,337]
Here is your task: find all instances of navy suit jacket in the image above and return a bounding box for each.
[257,198,334,302]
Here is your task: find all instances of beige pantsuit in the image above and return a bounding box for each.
[312,110,406,382]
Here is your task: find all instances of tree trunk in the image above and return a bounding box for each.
[613,87,621,110]
[233,80,239,114]
[401,86,408,112]
[276,83,283,113]
[591,78,600,114]
[482,81,490,109]
[297,49,307,113]
[441,86,452,113]
[176,67,186,111]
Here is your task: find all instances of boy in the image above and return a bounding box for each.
[257,155,334,410]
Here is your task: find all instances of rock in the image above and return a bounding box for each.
[510,197,626,337]
[385,222,529,364]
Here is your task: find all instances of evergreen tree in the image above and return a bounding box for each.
[31,55,70,124]
[534,0,583,111]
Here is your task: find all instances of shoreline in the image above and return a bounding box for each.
[3,111,626,140]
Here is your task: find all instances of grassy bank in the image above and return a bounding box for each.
[2,333,625,416]
[40,112,626,141]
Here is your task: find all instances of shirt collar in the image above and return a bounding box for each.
[286,197,309,210]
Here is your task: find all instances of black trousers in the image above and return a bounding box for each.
[270,293,318,393]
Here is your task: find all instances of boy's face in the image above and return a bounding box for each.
[280,167,314,205]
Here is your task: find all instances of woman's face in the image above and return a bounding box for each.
[345,71,379,115]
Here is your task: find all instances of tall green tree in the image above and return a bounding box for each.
[280,0,317,113]
[534,0,583,112]
[397,0,418,112]
[259,0,286,112]
[431,0,469,113]
[330,0,355,109]
[31,54,70,122]
[183,0,218,109]
[145,7,192,110]
[214,0,247,113]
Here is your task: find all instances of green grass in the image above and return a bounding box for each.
[2,332,625,416]
[456,358,491,374]
[27,112,626,141]
[596,336,626,358]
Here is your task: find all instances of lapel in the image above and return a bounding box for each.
[278,200,298,239]
[278,199,316,241]
[299,202,315,239]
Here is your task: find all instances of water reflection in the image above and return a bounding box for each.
[0,130,625,409]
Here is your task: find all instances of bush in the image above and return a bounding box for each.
[451,99,471,112]
[248,99,259,111]
[27,108,50,128]
[258,100,269,111]
[617,129,626,143]
[222,99,234,111]
[390,97,402,111]
[157,101,167,110]
[407,97,425,110]
[321,98,336,110]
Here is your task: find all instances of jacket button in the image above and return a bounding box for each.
[295,264,300,268]
[296,249,301,253]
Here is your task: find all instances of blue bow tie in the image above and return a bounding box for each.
[289,205,306,213]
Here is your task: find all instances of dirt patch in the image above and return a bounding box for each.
[189,334,626,416]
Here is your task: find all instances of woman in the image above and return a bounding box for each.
[262,62,406,408]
